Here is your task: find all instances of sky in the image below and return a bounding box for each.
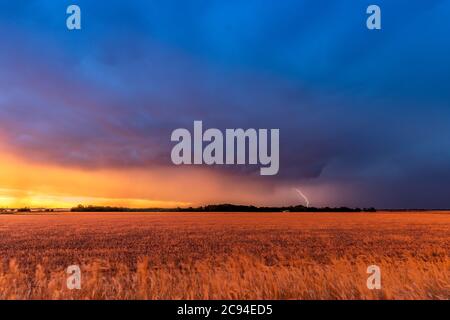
[0,0,449,209]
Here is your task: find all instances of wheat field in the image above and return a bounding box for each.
[0,211,448,300]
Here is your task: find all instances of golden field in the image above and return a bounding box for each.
[0,211,448,300]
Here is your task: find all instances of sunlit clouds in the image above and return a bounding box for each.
[0,141,327,208]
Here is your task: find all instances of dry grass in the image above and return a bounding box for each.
[0,211,449,300]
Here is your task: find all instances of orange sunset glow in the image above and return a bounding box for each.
[0,141,326,209]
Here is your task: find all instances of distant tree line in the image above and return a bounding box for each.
[0,207,31,213]
[71,204,376,213]
[0,208,55,213]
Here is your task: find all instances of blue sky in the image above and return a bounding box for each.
[0,1,450,208]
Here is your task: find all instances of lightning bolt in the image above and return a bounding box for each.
[294,188,310,208]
